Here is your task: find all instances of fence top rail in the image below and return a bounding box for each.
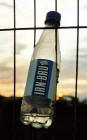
[0,26,87,31]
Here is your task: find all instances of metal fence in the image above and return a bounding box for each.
[0,0,87,140]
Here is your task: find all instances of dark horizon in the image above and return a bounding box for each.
[0,95,87,140]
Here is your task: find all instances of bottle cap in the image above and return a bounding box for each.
[45,11,61,26]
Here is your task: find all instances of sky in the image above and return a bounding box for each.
[0,0,87,101]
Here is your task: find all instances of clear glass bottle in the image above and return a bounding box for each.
[20,11,61,128]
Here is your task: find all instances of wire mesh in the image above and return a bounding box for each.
[0,0,86,140]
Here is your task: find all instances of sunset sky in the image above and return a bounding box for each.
[0,0,87,101]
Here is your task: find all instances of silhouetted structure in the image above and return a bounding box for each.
[0,95,87,140]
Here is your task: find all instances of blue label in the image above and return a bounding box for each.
[32,59,53,97]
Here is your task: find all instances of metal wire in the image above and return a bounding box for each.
[55,0,58,76]
[75,0,79,104]
[12,0,16,139]
[31,1,36,140]
[34,0,36,48]
[55,0,57,11]
[73,0,79,140]
[0,26,87,32]
[13,0,16,103]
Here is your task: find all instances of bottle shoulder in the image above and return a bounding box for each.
[31,27,61,68]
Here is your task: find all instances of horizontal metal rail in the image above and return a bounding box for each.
[0,26,87,31]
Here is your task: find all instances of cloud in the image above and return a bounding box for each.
[71,47,87,61]
[16,64,29,83]
[16,43,27,55]
[83,37,87,42]
[79,48,87,59]
[80,54,87,58]
[0,66,12,72]
[0,65,13,81]
[0,2,12,8]
[60,59,76,79]
[0,57,13,83]
[83,5,87,9]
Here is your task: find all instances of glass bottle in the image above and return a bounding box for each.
[20,11,61,128]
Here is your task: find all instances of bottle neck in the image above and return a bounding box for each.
[38,24,57,45]
[45,24,54,27]
[43,24,61,70]
[32,24,61,70]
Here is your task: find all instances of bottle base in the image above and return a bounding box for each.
[20,96,54,128]
[20,112,52,128]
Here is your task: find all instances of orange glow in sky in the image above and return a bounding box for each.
[56,92,70,100]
